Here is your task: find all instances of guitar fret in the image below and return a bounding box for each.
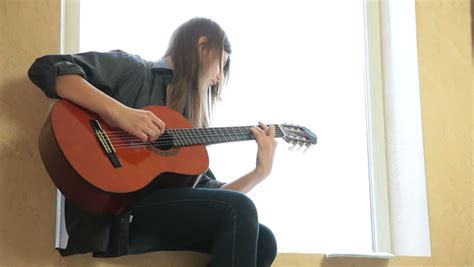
[216,129,223,143]
[175,130,181,145]
[210,128,217,144]
[185,129,193,145]
[225,128,232,142]
[203,129,209,144]
[172,130,182,146]
[204,130,210,144]
[197,128,206,145]
[189,128,197,145]
[208,128,214,144]
[181,130,188,146]
[186,129,197,145]
[197,128,204,144]
[192,129,199,144]
[182,129,189,145]
[219,128,226,143]
[238,127,249,140]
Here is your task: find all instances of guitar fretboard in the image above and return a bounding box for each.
[165,125,284,147]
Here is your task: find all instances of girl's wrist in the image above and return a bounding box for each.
[100,99,125,119]
[253,167,268,180]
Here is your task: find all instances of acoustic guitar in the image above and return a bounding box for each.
[39,100,317,215]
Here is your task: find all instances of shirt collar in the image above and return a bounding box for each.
[151,58,173,73]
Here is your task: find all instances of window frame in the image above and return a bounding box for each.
[57,0,430,258]
[363,0,392,255]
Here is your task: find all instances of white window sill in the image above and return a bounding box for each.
[325,252,395,259]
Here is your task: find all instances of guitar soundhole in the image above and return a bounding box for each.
[149,131,179,156]
[154,132,173,150]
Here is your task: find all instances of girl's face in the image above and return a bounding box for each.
[201,49,229,88]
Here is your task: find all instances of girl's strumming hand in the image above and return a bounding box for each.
[101,104,165,143]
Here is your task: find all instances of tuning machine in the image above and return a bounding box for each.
[288,141,297,151]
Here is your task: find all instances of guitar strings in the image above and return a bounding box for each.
[104,125,281,134]
[105,128,284,140]
[98,128,285,149]
[105,126,283,137]
[109,132,260,149]
[109,132,252,145]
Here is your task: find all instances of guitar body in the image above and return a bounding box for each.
[39,100,209,215]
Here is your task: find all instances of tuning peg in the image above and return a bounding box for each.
[302,144,311,153]
[288,141,297,151]
[295,142,304,151]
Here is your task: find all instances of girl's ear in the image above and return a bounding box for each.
[197,36,209,54]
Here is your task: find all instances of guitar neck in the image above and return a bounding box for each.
[165,125,284,147]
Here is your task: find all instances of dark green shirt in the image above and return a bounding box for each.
[28,50,225,257]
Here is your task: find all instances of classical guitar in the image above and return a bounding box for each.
[39,100,317,215]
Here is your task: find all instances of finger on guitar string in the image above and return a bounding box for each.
[145,125,161,141]
[135,129,150,143]
[250,126,265,142]
[266,125,276,138]
[148,112,166,135]
[141,127,158,142]
[258,121,275,137]
[258,121,268,130]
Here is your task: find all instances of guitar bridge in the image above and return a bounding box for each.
[90,120,122,168]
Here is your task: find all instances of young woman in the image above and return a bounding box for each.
[28,17,278,266]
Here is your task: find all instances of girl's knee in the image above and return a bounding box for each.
[224,191,258,220]
[257,224,278,267]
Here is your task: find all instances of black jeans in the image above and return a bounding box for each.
[128,187,277,267]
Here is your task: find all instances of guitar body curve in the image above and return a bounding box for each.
[39,100,209,215]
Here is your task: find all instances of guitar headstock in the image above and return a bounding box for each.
[279,124,317,152]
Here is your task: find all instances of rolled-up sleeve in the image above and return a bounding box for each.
[195,169,226,189]
[27,50,141,99]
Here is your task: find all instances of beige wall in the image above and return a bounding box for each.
[0,0,471,266]
[0,0,60,266]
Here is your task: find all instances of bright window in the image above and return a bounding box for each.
[78,0,372,253]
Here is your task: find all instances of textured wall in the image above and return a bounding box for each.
[0,0,471,267]
[0,0,61,266]
[411,0,472,265]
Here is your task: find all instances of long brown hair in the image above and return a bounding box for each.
[164,17,232,128]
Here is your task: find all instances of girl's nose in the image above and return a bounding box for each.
[211,74,220,85]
